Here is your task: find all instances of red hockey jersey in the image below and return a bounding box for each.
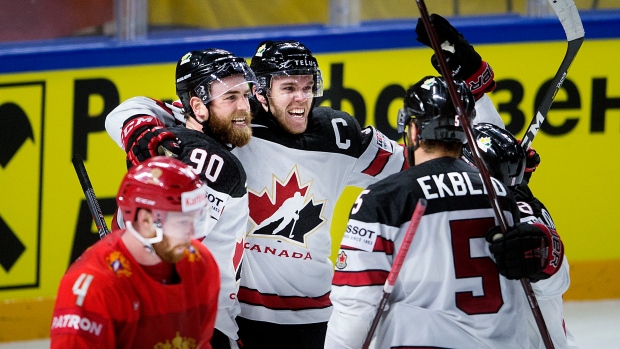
[50,230,219,349]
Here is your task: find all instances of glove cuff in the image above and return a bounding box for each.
[531,222,564,281]
[121,115,165,150]
[465,60,496,101]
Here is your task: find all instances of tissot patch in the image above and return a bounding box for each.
[342,224,377,252]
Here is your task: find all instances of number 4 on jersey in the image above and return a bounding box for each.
[72,273,94,306]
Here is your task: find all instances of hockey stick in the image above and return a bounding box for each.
[414,2,556,349]
[362,198,427,349]
[520,0,584,150]
[72,154,110,239]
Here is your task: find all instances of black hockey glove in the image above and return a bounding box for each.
[415,13,496,100]
[121,115,181,169]
[487,222,563,282]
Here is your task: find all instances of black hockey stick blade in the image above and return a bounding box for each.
[72,154,110,239]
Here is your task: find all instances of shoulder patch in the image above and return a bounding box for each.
[336,251,348,269]
[372,128,394,153]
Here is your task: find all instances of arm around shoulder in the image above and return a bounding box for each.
[105,96,185,148]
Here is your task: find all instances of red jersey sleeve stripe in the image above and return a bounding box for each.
[340,236,394,255]
[361,148,390,177]
[149,98,173,116]
[332,269,389,287]
[237,287,331,310]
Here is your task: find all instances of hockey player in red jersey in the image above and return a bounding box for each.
[50,156,219,349]
[106,48,255,349]
[326,76,561,348]
[462,123,576,349]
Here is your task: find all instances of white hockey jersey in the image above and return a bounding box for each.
[105,97,407,328]
[232,96,504,325]
[105,95,506,328]
[232,106,407,324]
[326,157,529,349]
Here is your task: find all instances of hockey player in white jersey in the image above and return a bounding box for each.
[105,35,502,347]
[105,48,256,349]
[462,123,576,349]
[325,76,562,349]
[232,40,408,349]
[105,41,407,348]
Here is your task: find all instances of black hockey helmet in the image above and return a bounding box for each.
[397,76,475,143]
[175,48,257,114]
[250,40,323,97]
[462,123,526,187]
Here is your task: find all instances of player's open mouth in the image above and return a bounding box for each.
[232,118,247,126]
[288,108,305,118]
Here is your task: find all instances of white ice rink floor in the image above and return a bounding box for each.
[1,299,618,349]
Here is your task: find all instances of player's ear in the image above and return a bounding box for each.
[255,93,268,112]
[190,97,209,122]
[136,209,156,238]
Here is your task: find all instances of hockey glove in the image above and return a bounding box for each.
[121,115,181,169]
[517,140,541,183]
[415,13,496,100]
[487,222,563,282]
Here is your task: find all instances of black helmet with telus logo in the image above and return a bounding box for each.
[250,40,323,97]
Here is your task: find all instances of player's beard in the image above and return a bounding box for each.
[153,237,189,264]
[209,109,253,147]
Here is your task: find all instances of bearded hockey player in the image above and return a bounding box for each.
[106,48,255,348]
[105,28,504,346]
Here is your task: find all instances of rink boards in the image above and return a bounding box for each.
[0,12,619,341]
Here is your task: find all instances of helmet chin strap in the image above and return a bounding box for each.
[406,146,416,167]
[125,221,164,257]
[189,111,211,134]
[405,124,420,167]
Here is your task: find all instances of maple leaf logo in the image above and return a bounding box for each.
[248,167,326,245]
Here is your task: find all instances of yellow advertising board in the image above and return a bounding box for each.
[0,39,618,340]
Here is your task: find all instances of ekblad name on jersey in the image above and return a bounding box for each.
[104,95,503,326]
[328,157,530,349]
